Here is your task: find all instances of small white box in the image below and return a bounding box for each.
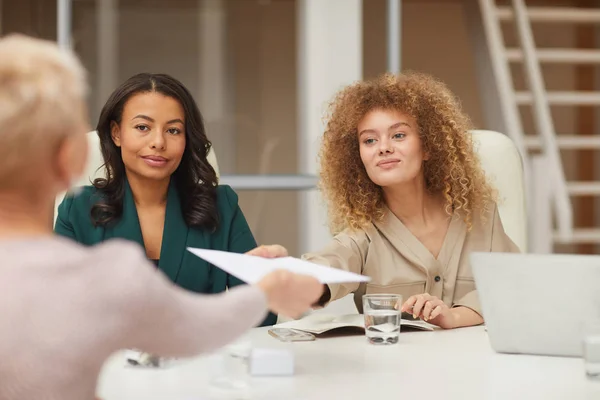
[249,348,295,376]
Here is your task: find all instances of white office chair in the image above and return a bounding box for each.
[53,131,220,224]
[471,130,527,252]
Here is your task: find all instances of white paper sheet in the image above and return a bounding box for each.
[187,248,370,284]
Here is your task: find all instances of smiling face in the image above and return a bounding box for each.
[110,91,186,183]
[357,108,427,188]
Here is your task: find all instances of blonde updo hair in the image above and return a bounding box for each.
[0,34,87,187]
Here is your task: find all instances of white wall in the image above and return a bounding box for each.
[297,0,363,255]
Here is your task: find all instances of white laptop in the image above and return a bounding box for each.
[471,252,600,357]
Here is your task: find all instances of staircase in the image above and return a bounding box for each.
[478,0,600,253]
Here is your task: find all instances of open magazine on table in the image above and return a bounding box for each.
[271,313,436,336]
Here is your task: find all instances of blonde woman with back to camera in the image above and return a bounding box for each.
[271,72,520,329]
[0,34,322,400]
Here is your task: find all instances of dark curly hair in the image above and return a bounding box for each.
[91,73,219,230]
[320,72,495,233]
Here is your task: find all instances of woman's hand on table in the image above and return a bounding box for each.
[400,293,484,329]
[400,293,457,329]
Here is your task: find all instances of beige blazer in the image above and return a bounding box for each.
[303,203,519,315]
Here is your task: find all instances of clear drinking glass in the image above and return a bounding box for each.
[363,294,402,345]
[583,320,600,379]
[208,340,252,399]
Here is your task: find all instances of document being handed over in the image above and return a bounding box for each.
[187,248,370,284]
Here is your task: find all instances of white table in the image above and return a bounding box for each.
[97,326,600,400]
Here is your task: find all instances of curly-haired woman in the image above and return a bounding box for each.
[303,72,520,329]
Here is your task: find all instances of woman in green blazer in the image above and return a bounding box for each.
[55,73,277,326]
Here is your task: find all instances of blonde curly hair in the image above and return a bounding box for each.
[319,71,495,234]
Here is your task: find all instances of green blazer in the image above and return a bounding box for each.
[54,180,277,327]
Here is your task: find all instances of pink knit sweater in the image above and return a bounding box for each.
[0,237,268,400]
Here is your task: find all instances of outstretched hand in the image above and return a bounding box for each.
[246,244,288,258]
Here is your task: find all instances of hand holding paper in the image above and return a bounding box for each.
[245,244,288,258]
[187,248,370,285]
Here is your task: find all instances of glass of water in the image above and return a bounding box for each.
[583,320,600,379]
[363,294,402,345]
[209,340,252,399]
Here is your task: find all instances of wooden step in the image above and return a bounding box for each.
[554,228,600,244]
[506,48,600,64]
[516,91,600,106]
[524,135,600,150]
[497,6,600,23]
[567,182,600,196]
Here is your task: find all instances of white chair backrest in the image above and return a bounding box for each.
[53,131,220,224]
[81,130,105,185]
[471,130,527,252]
